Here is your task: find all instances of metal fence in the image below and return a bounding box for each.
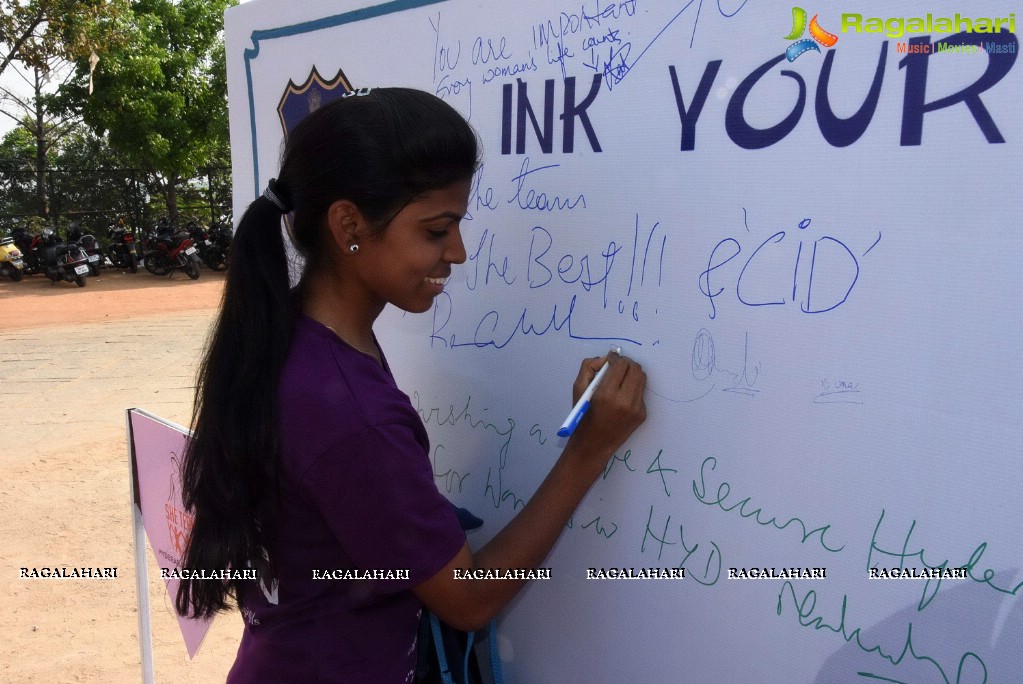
[0,164,232,238]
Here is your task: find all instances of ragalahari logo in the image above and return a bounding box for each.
[784,7,839,61]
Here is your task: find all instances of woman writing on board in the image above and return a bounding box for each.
[175,88,646,682]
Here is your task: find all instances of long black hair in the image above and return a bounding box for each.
[176,88,479,618]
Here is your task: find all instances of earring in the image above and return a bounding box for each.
[349,244,359,253]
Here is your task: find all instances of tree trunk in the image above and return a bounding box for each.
[33,67,48,219]
[166,175,179,225]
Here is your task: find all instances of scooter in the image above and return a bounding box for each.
[0,236,26,281]
[11,227,41,276]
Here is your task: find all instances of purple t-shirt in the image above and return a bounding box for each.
[227,315,465,683]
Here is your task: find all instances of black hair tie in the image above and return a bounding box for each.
[263,178,291,213]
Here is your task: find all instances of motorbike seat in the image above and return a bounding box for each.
[157,231,189,246]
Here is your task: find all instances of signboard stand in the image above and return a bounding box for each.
[126,409,156,684]
[127,408,213,681]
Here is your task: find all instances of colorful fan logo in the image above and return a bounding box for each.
[784,7,839,61]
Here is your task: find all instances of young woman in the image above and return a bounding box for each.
[176,88,646,682]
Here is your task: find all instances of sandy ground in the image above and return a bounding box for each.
[1,267,240,682]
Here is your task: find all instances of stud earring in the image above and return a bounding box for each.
[349,244,359,253]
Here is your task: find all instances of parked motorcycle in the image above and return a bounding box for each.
[185,220,230,271]
[106,220,139,272]
[143,222,200,279]
[206,220,232,270]
[68,222,104,276]
[11,227,41,276]
[0,236,26,281]
[33,228,90,287]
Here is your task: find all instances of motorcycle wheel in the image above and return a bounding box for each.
[184,260,200,280]
[143,252,170,276]
[75,273,87,287]
[206,250,228,271]
[128,252,139,274]
[4,264,23,282]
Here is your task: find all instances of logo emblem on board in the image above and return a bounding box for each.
[277,66,354,136]
[783,7,838,61]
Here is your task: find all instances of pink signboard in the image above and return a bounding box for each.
[128,409,213,659]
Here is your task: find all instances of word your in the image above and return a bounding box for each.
[667,29,1017,149]
[841,13,1016,39]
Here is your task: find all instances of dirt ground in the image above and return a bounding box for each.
[0,266,226,329]
[1,266,241,682]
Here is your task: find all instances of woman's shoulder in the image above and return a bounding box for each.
[278,316,422,463]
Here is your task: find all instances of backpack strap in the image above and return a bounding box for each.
[429,612,454,684]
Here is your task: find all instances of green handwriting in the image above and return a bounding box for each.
[693,456,845,553]
[776,581,987,684]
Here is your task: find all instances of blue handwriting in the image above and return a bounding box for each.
[508,157,587,212]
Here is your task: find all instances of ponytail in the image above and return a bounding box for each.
[176,194,293,618]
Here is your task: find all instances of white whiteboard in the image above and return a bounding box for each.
[226,1,1022,681]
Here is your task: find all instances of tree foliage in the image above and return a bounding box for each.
[0,125,40,218]
[0,0,120,78]
[2,1,125,216]
[59,0,235,220]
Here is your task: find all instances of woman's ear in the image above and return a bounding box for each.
[326,200,363,254]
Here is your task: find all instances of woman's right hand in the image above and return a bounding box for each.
[415,352,648,631]
[567,352,647,465]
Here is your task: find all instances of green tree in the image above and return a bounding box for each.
[48,128,147,235]
[60,0,235,223]
[1,0,123,217]
[1,0,115,79]
[0,125,40,220]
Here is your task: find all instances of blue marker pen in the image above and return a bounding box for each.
[557,346,623,438]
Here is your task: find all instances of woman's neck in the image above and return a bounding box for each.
[300,273,383,361]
